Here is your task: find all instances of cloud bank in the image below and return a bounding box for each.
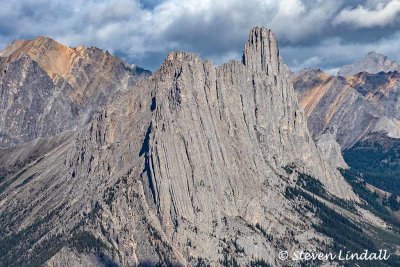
[334,0,400,28]
[0,0,399,72]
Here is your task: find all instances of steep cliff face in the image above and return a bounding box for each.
[0,37,150,148]
[0,27,367,266]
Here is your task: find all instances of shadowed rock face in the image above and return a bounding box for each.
[338,51,400,77]
[0,37,151,148]
[294,68,400,149]
[0,27,359,266]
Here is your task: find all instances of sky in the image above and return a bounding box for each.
[0,0,399,73]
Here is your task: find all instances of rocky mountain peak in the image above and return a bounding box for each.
[1,36,85,83]
[0,27,362,266]
[166,51,201,63]
[242,26,280,75]
[1,35,151,96]
[298,68,325,76]
[366,51,386,59]
[0,36,151,148]
[295,56,400,149]
[32,35,60,47]
[338,51,399,77]
[363,51,398,68]
[2,35,68,56]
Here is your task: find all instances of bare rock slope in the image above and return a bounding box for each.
[0,27,372,267]
[338,51,400,77]
[294,68,400,149]
[294,57,400,215]
[0,37,150,148]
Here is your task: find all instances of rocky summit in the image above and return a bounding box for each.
[338,51,400,77]
[0,36,150,148]
[294,54,400,230]
[294,66,400,149]
[1,27,400,267]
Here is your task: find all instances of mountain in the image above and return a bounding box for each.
[343,132,400,195]
[294,55,400,214]
[2,29,400,266]
[294,68,400,149]
[0,36,151,148]
[338,51,400,77]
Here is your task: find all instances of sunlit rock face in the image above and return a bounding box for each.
[0,36,150,148]
[0,27,358,266]
[338,51,400,77]
[294,67,400,149]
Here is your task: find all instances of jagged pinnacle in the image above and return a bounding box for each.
[242,26,280,75]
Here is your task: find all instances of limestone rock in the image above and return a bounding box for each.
[0,37,151,148]
[373,117,400,138]
[315,128,349,169]
[0,27,359,266]
[294,68,400,149]
[338,51,400,77]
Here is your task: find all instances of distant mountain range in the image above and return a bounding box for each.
[294,51,400,208]
[338,51,400,77]
[1,29,400,266]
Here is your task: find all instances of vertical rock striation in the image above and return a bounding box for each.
[0,27,357,266]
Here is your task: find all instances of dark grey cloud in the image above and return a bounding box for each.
[0,0,399,73]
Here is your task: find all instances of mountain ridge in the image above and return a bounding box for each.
[0,36,151,148]
[1,28,399,266]
[0,35,151,101]
[338,51,400,77]
[294,66,400,149]
[294,55,400,236]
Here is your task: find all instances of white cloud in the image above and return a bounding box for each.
[0,0,399,71]
[333,0,400,28]
[0,0,342,63]
[324,67,340,75]
[282,32,400,72]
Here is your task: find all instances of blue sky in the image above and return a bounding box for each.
[1,0,399,73]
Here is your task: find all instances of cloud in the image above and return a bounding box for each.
[0,0,344,68]
[282,32,400,73]
[333,0,400,28]
[0,0,399,72]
